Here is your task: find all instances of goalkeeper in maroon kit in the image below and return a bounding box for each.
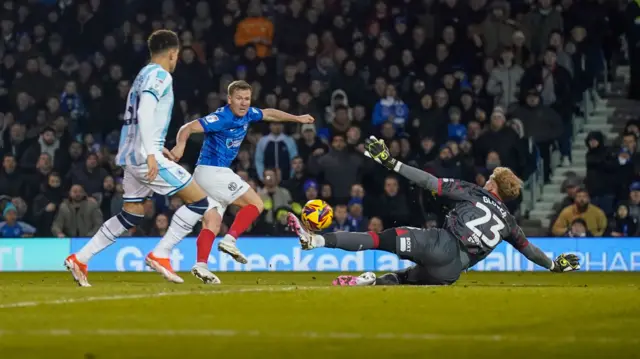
[288,136,580,286]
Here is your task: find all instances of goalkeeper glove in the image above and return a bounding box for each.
[364,136,400,171]
[551,253,580,272]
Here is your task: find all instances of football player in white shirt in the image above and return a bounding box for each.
[64,30,220,287]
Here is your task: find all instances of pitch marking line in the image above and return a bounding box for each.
[0,286,329,309]
[0,329,637,344]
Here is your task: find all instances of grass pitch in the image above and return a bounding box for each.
[0,272,639,359]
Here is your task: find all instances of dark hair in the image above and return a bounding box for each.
[41,126,55,135]
[147,29,180,55]
[334,104,348,112]
[571,218,587,227]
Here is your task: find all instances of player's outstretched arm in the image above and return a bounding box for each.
[171,120,204,161]
[261,108,314,123]
[364,136,439,192]
[509,229,580,272]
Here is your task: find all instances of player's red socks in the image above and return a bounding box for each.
[196,229,216,263]
[227,204,261,239]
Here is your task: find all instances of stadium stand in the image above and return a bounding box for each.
[0,0,631,238]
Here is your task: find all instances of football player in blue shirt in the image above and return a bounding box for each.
[170,80,314,282]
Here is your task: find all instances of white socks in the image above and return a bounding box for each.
[76,216,127,263]
[152,205,203,258]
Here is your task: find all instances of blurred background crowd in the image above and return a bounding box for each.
[0,0,638,239]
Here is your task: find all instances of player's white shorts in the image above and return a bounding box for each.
[193,165,249,215]
[122,157,192,202]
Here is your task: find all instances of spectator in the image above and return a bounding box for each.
[0,203,36,238]
[372,84,409,130]
[425,145,462,180]
[31,172,64,236]
[609,202,638,237]
[474,107,524,175]
[615,132,640,201]
[68,152,108,197]
[303,179,319,202]
[259,168,292,225]
[297,124,327,164]
[328,204,352,232]
[21,127,63,171]
[150,213,170,237]
[510,89,563,182]
[50,184,102,238]
[447,107,466,142]
[0,154,25,198]
[565,218,592,237]
[282,156,309,203]
[374,175,411,229]
[584,131,618,215]
[480,1,515,56]
[234,2,274,58]
[346,198,367,232]
[2,123,29,165]
[486,46,524,110]
[552,188,607,237]
[255,123,298,181]
[308,134,366,202]
[521,47,573,165]
[522,0,563,57]
[367,216,384,232]
[628,182,640,224]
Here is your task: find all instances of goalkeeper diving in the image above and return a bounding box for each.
[288,136,580,286]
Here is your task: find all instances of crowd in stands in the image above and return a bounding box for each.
[0,0,630,238]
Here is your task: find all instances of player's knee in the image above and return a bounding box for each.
[116,210,144,229]
[252,197,264,213]
[186,197,209,215]
[202,210,221,235]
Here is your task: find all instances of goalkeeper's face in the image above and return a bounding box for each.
[228,89,252,116]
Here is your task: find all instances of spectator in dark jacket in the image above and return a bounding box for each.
[308,134,366,202]
[0,154,26,198]
[609,202,638,237]
[474,107,525,175]
[584,131,618,215]
[21,127,63,171]
[297,124,328,164]
[68,153,108,198]
[510,90,563,182]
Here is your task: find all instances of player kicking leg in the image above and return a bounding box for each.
[64,29,220,286]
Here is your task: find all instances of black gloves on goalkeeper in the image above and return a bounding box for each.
[551,253,580,272]
[364,136,399,171]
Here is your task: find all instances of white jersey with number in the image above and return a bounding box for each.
[115,63,174,166]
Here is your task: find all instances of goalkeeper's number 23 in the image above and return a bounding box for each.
[465,202,505,248]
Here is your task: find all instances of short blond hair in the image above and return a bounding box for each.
[490,167,522,201]
[228,80,252,96]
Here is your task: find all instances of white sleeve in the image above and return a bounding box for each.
[137,92,163,158]
[141,69,172,100]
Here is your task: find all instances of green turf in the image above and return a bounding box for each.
[0,272,639,358]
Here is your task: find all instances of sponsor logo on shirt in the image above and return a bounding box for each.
[204,114,219,123]
[225,138,243,148]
